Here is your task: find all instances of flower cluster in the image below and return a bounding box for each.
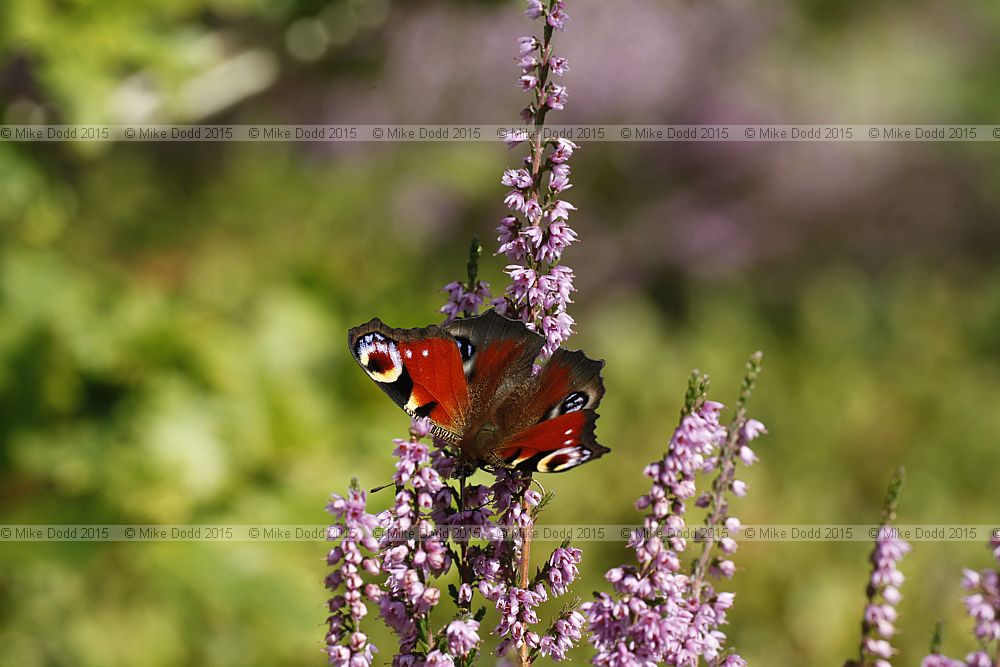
[922,536,1000,667]
[324,482,382,667]
[846,467,909,667]
[470,471,585,662]
[583,382,765,667]
[440,279,491,323]
[493,0,579,359]
[440,238,492,324]
[325,418,586,665]
[858,528,910,666]
[377,419,456,663]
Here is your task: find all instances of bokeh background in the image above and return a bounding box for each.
[2,0,1000,664]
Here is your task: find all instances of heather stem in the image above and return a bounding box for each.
[519,495,534,667]
[691,351,763,596]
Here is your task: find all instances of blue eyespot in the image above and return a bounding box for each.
[455,336,475,362]
[560,391,588,414]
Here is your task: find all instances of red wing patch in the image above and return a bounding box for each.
[396,338,470,429]
[495,410,609,473]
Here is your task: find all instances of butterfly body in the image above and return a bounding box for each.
[348,310,609,473]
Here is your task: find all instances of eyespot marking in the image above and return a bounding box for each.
[537,447,591,472]
[454,336,475,362]
[355,332,403,383]
[559,391,589,415]
[454,336,476,375]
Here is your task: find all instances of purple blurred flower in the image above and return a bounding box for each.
[517,36,538,55]
[524,0,545,20]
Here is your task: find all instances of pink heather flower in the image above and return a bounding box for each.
[538,610,584,661]
[965,651,993,667]
[518,54,539,72]
[548,56,569,76]
[524,0,544,19]
[547,1,569,29]
[503,189,526,211]
[497,219,529,261]
[743,418,767,440]
[921,657,965,667]
[545,84,568,110]
[547,546,582,596]
[325,485,382,665]
[440,280,491,323]
[523,198,543,223]
[549,138,577,163]
[445,619,481,657]
[503,129,529,149]
[501,168,533,189]
[518,74,538,91]
[549,170,572,192]
[858,526,910,666]
[738,445,758,466]
[548,199,576,221]
[425,650,454,667]
[517,36,538,55]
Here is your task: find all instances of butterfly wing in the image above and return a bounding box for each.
[492,339,609,473]
[443,309,545,410]
[494,409,608,473]
[348,319,470,443]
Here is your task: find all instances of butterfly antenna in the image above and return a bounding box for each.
[369,481,395,494]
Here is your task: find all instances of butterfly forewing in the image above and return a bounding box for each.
[347,319,469,443]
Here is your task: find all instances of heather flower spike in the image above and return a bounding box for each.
[441,237,491,324]
[848,466,910,667]
[324,478,382,667]
[583,355,765,667]
[921,534,1000,667]
[489,0,579,362]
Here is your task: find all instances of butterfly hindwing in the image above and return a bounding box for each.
[494,409,608,473]
[348,319,470,442]
[488,329,609,472]
[527,347,606,423]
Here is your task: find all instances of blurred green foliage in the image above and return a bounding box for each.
[2,0,1000,666]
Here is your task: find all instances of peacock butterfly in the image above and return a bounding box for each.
[348,309,609,473]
